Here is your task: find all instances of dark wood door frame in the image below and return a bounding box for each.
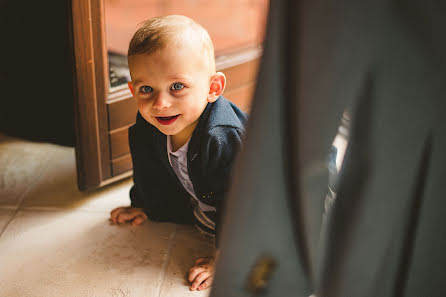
[72,0,114,190]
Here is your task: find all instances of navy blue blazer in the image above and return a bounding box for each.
[128,96,248,238]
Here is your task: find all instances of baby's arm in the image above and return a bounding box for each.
[110,206,147,226]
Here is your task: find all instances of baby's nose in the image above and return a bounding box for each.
[152,92,172,110]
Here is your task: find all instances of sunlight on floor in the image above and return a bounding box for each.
[0,133,213,297]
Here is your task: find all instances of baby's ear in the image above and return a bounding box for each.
[128,81,135,96]
[207,72,226,103]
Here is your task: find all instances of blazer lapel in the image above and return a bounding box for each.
[154,131,177,177]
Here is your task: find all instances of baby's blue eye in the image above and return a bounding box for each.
[140,86,153,94]
[171,83,184,91]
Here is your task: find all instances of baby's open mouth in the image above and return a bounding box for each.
[156,114,180,125]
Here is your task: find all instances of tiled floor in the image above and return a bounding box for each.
[0,133,214,297]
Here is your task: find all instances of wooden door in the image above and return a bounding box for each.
[71,0,268,190]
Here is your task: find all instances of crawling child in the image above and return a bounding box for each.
[110,15,247,291]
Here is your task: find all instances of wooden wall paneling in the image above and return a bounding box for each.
[106,85,135,179]
[217,48,261,113]
[110,128,130,159]
[223,83,256,113]
[224,58,260,90]
[111,154,133,176]
[107,92,138,131]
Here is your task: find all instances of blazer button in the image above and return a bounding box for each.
[246,255,277,294]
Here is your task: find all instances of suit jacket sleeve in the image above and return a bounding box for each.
[128,120,195,224]
[128,125,145,209]
[204,125,246,245]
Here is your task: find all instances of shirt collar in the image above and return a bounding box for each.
[167,135,191,156]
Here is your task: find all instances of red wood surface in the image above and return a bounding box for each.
[104,0,269,55]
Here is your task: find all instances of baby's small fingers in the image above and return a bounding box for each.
[190,272,212,291]
[189,266,208,283]
[110,207,127,223]
[117,211,136,223]
[198,276,214,291]
[188,266,205,282]
[131,215,147,226]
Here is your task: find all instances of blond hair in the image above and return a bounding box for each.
[128,15,215,72]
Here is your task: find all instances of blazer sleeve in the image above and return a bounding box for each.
[129,184,145,209]
[128,121,195,224]
[205,125,245,246]
[206,125,245,197]
[127,125,144,209]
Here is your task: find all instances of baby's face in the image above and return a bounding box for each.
[128,42,213,140]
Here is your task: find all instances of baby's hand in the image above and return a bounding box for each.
[110,206,147,226]
[188,257,215,291]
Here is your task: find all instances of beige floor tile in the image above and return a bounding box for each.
[159,225,216,297]
[0,209,176,297]
[0,209,15,234]
[20,146,133,212]
[0,134,57,209]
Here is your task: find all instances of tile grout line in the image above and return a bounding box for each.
[154,224,177,297]
[19,206,116,213]
[0,147,59,239]
[15,146,60,210]
[0,208,20,239]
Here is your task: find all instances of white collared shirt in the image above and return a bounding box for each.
[167,136,216,212]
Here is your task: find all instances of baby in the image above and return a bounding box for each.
[110,15,247,291]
